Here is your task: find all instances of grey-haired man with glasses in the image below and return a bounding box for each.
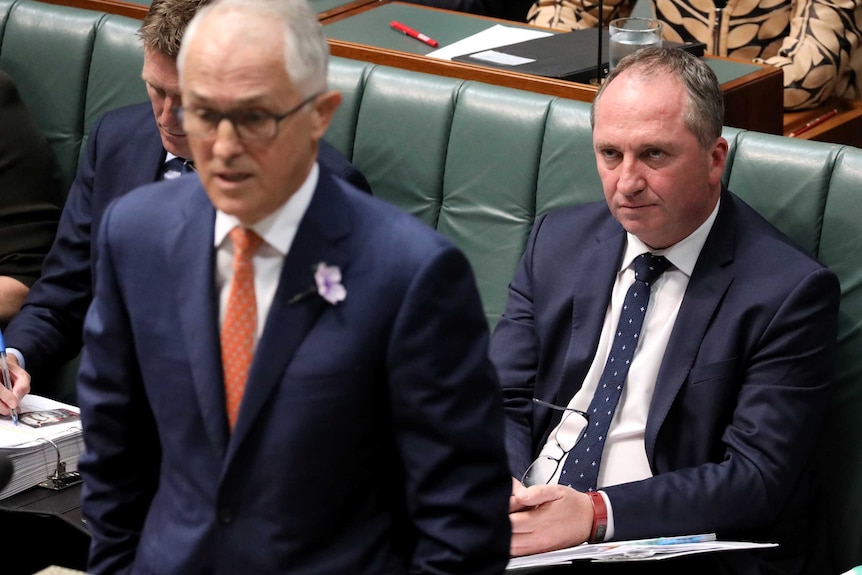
[76,0,511,573]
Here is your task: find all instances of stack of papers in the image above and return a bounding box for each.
[0,394,84,499]
[507,533,778,571]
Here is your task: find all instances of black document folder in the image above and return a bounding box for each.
[452,29,706,84]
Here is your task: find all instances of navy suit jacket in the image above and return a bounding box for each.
[77,169,511,574]
[490,190,840,573]
[5,101,370,390]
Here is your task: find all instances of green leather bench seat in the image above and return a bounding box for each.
[2,0,861,572]
[327,59,604,328]
[0,0,144,191]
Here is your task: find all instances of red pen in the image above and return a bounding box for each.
[788,108,839,138]
[390,20,439,48]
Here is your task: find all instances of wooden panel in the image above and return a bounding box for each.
[784,98,862,148]
[325,2,785,134]
[36,0,379,22]
[329,39,601,102]
[37,0,147,19]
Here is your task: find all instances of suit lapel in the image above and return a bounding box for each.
[139,118,167,186]
[227,173,351,451]
[168,184,231,455]
[129,107,168,188]
[557,220,625,407]
[644,193,736,460]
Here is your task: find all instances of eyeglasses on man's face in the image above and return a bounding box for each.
[521,398,589,487]
[175,92,320,141]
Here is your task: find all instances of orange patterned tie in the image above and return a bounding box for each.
[221,227,263,430]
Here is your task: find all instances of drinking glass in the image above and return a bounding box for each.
[608,18,663,71]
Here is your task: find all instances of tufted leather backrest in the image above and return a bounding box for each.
[0,0,144,192]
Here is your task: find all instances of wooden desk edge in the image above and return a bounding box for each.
[329,39,600,102]
[37,0,148,19]
[329,40,785,133]
[35,0,380,22]
[317,0,380,22]
[327,3,784,134]
[784,100,862,147]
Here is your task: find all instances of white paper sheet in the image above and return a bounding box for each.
[427,24,552,61]
[506,534,778,570]
[0,394,80,448]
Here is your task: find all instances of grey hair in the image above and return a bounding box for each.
[590,47,724,149]
[177,0,329,97]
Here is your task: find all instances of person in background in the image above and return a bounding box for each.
[0,69,64,327]
[526,0,862,110]
[493,47,839,573]
[76,0,511,573]
[0,0,370,413]
[405,0,532,21]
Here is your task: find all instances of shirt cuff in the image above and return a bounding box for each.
[6,348,24,369]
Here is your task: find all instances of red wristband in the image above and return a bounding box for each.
[587,490,608,543]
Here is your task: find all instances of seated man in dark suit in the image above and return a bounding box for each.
[494,47,840,573]
[0,0,370,408]
[0,69,64,327]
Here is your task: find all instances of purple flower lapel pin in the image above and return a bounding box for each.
[289,262,346,305]
[314,262,346,305]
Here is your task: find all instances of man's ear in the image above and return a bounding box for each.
[708,136,729,187]
[310,90,342,140]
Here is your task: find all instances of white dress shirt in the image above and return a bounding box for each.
[215,163,318,346]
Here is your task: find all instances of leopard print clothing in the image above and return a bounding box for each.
[527,0,862,110]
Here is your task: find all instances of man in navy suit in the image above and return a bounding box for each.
[76,0,510,573]
[493,48,840,574]
[0,0,369,409]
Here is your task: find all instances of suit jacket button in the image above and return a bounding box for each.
[218,508,235,524]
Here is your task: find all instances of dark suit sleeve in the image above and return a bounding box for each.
[0,70,64,289]
[77,199,158,575]
[606,265,841,541]
[388,244,511,574]
[489,214,549,478]
[3,111,108,383]
[318,139,372,195]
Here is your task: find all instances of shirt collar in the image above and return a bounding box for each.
[621,197,720,278]
[214,162,319,255]
[165,151,194,165]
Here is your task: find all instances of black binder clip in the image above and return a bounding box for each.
[36,437,82,491]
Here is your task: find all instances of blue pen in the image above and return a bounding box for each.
[0,328,18,425]
[647,534,715,545]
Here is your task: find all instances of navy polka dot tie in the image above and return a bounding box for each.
[559,253,671,492]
